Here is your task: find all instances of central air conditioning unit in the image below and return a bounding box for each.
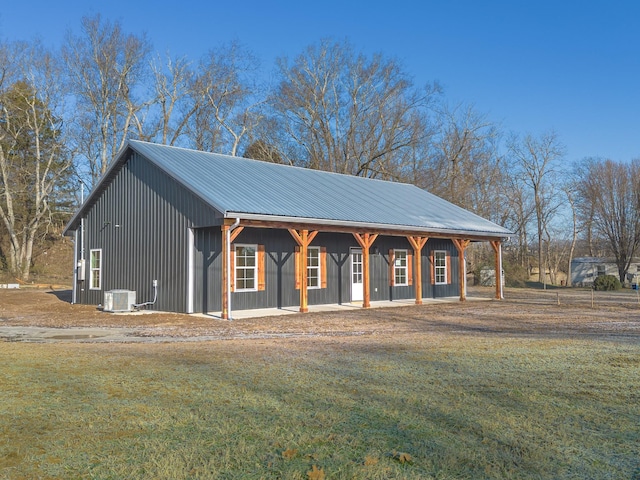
[103,290,137,313]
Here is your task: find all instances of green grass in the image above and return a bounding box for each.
[1,333,639,479]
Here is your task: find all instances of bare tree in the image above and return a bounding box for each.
[146,53,197,145]
[563,181,579,286]
[243,139,283,163]
[573,158,606,257]
[543,223,571,285]
[502,171,536,269]
[575,158,640,283]
[241,113,297,165]
[416,103,505,220]
[0,41,72,280]
[62,15,151,185]
[508,131,565,283]
[187,41,263,156]
[270,39,438,179]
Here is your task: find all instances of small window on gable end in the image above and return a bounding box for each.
[89,249,102,290]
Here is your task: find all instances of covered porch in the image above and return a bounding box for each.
[221,217,506,320]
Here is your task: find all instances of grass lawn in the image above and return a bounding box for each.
[1,331,639,479]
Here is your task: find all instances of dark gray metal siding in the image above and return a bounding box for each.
[192,227,222,314]
[74,151,219,313]
[365,237,459,301]
[195,228,460,313]
[424,238,459,298]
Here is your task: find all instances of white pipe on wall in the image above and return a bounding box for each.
[72,229,78,304]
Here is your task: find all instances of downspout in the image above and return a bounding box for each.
[72,229,78,304]
[79,183,85,301]
[226,218,241,320]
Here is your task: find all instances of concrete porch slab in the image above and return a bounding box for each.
[201,295,490,320]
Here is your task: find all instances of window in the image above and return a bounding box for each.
[235,244,257,291]
[295,246,326,289]
[394,249,408,286]
[434,250,447,284]
[596,264,606,277]
[307,247,321,289]
[389,249,412,286]
[89,249,102,290]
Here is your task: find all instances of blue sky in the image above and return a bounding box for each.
[1,0,638,163]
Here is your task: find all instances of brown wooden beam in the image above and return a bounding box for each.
[353,232,378,308]
[406,236,429,305]
[289,229,318,313]
[490,240,503,300]
[451,238,471,302]
[230,226,244,243]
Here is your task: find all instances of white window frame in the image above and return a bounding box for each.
[434,250,447,285]
[596,264,606,277]
[307,247,321,289]
[394,249,408,286]
[89,249,102,290]
[235,244,258,292]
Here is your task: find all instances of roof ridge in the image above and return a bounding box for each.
[128,139,414,188]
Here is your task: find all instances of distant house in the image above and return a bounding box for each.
[63,140,511,317]
[571,257,640,286]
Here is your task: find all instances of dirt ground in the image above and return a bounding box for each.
[1,286,639,342]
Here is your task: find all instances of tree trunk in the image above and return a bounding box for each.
[567,190,577,286]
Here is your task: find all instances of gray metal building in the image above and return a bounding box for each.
[64,140,511,316]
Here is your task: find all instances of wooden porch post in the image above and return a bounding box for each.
[490,239,504,299]
[452,238,471,302]
[289,229,318,313]
[406,236,429,305]
[221,220,244,320]
[353,233,378,308]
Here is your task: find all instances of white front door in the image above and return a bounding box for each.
[351,249,363,302]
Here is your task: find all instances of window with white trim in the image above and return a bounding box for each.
[434,250,447,284]
[394,249,408,286]
[596,264,606,277]
[307,247,320,289]
[235,244,257,291]
[89,249,102,290]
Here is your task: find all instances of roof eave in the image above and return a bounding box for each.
[226,212,512,241]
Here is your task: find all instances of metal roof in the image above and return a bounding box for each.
[65,140,512,238]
